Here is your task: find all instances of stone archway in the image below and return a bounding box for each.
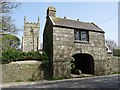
[72,53,95,74]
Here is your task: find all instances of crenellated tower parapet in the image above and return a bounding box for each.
[22,16,40,52]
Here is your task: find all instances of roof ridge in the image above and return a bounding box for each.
[53,16,91,24]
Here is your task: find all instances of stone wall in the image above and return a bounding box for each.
[52,26,119,77]
[2,58,119,83]
[43,16,53,78]
[53,27,74,78]
[104,56,120,75]
[2,61,45,83]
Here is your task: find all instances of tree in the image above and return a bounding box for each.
[0,1,22,64]
[2,34,20,51]
[1,1,21,13]
[1,0,21,34]
[105,40,117,51]
[105,40,120,57]
[1,15,20,34]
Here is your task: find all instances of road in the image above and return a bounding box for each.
[2,74,119,89]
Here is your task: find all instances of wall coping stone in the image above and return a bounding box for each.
[9,60,42,64]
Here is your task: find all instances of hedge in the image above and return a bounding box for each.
[1,49,48,65]
[113,49,120,57]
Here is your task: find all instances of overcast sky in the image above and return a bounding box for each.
[12,2,118,44]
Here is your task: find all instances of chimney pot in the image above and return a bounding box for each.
[64,17,66,19]
[24,16,26,22]
[38,17,40,23]
[77,19,79,21]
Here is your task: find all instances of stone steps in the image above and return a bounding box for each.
[71,74,94,78]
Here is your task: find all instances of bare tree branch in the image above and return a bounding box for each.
[0,1,22,34]
[105,40,117,50]
[1,2,21,14]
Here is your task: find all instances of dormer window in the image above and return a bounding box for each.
[74,29,89,42]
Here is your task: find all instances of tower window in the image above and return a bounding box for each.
[30,27,34,33]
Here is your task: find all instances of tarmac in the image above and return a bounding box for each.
[1,74,119,88]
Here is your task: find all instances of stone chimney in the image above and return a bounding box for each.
[47,6,56,17]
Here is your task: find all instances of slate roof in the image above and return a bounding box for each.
[49,16,104,33]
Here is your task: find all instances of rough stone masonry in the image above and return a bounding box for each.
[43,6,119,79]
[22,16,40,52]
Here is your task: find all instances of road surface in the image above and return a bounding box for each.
[2,74,119,89]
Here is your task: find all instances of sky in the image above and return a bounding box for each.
[12,2,118,45]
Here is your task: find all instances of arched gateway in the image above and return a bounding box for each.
[72,53,94,74]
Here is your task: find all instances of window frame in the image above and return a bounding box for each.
[74,29,89,42]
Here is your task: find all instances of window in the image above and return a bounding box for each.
[74,30,80,40]
[74,30,88,41]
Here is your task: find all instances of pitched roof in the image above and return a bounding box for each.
[49,16,104,33]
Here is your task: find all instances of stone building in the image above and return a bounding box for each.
[22,16,40,52]
[43,6,118,79]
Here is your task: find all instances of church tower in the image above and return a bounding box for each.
[22,16,40,52]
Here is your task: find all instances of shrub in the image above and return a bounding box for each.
[2,49,19,64]
[113,49,120,57]
[2,49,49,65]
